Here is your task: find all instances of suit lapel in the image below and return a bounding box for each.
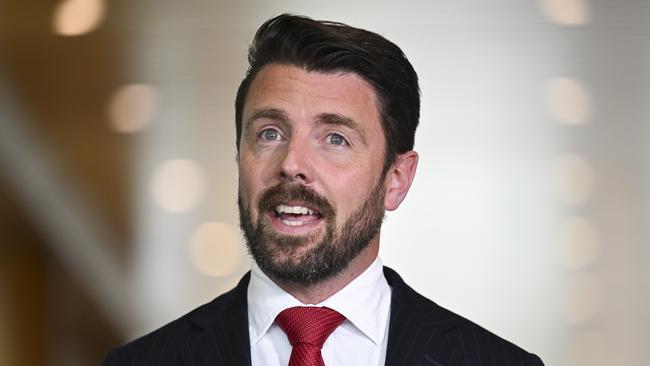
[175,267,462,365]
[179,273,252,366]
[384,267,463,366]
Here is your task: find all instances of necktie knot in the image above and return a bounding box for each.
[276,306,346,365]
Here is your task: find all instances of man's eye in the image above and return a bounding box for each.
[327,133,348,146]
[258,129,281,141]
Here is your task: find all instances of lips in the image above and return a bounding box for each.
[273,204,322,226]
[257,183,335,233]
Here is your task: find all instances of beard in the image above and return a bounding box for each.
[238,179,386,285]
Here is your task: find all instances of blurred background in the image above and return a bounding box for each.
[1,0,648,365]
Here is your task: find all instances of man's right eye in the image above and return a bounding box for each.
[258,128,281,141]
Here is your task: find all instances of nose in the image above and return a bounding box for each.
[278,139,313,184]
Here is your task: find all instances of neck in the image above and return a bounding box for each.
[269,240,379,304]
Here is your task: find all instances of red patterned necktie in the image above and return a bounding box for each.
[275,306,346,366]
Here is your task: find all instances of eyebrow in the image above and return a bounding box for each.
[316,113,368,146]
[245,108,290,131]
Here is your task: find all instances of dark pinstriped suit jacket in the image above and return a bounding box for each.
[102,267,544,365]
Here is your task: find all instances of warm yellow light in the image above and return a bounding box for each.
[189,222,245,277]
[108,84,158,133]
[52,0,106,36]
[558,216,600,270]
[546,77,592,126]
[150,159,206,213]
[555,153,595,205]
[540,0,590,26]
[564,272,601,325]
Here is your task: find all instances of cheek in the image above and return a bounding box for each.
[238,155,278,209]
[329,169,377,217]
[240,148,278,183]
[238,165,259,206]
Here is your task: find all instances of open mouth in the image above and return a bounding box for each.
[272,204,323,227]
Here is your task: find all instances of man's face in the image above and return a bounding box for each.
[237,64,389,284]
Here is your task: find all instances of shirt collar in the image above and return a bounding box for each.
[247,257,391,346]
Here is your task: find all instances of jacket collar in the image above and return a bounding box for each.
[179,267,460,366]
[180,273,252,366]
[383,267,461,366]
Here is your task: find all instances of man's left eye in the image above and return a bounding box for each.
[327,133,348,146]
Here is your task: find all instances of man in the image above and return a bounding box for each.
[103,14,544,366]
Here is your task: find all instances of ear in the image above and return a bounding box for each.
[384,151,418,211]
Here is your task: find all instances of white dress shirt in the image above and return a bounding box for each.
[247,257,392,366]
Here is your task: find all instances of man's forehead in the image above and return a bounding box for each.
[242,64,382,128]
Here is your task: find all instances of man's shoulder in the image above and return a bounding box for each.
[102,273,250,366]
[383,266,544,366]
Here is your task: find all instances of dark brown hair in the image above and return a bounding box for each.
[235,14,420,170]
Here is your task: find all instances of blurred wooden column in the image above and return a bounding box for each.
[0,196,46,366]
[0,184,121,366]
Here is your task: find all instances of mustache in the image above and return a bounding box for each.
[258,183,335,219]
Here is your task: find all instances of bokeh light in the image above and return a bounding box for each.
[540,0,590,26]
[189,222,245,277]
[107,84,158,134]
[150,159,206,213]
[546,77,592,126]
[52,0,106,36]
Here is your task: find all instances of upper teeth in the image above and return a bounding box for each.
[275,205,315,215]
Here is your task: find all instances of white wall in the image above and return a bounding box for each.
[122,1,650,365]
